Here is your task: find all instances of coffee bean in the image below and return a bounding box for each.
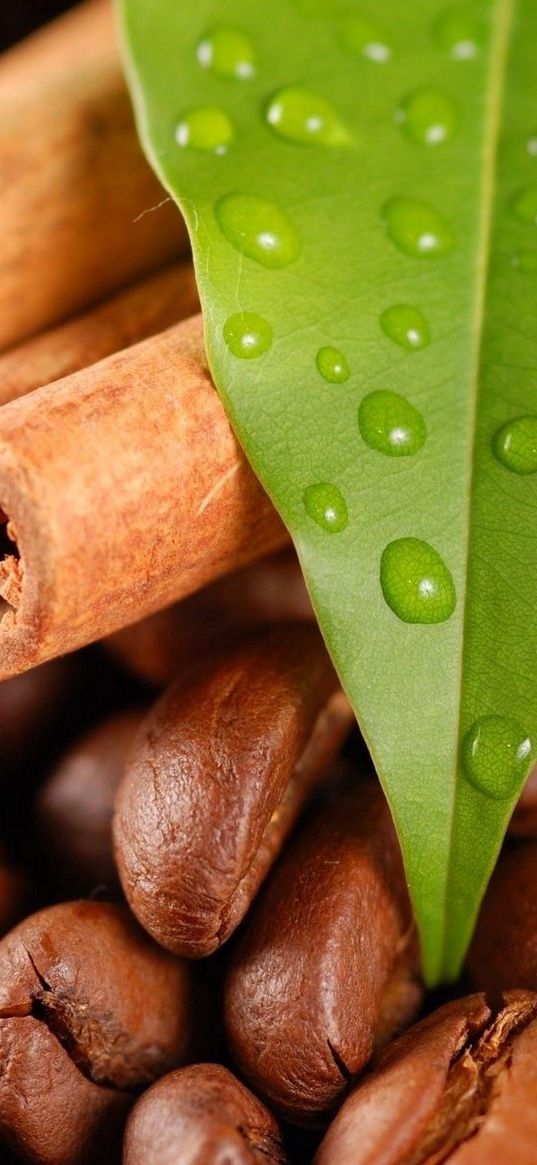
[0,850,27,937]
[113,624,352,957]
[35,709,144,894]
[224,778,422,1124]
[0,901,201,1163]
[123,1063,288,1165]
[314,991,537,1164]
[0,659,69,773]
[467,842,537,992]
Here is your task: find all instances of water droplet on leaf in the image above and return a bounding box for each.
[462,716,532,800]
[340,15,391,62]
[266,88,351,147]
[380,538,456,624]
[196,27,256,79]
[527,133,537,157]
[511,186,537,226]
[396,88,456,146]
[223,313,273,359]
[215,194,301,268]
[175,108,234,154]
[359,391,426,457]
[433,8,483,59]
[316,346,350,383]
[383,197,455,258]
[303,483,348,533]
[493,416,537,474]
[380,305,430,351]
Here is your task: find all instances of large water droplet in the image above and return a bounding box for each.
[359,391,426,457]
[316,346,350,383]
[215,195,301,268]
[175,108,234,155]
[223,313,273,360]
[340,15,392,63]
[266,88,351,147]
[433,8,483,59]
[527,133,537,157]
[511,186,537,226]
[380,305,430,351]
[303,483,348,533]
[462,716,532,800]
[196,27,256,79]
[396,88,456,147]
[380,538,456,624]
[493,416,537,474]
[383,197,455,259]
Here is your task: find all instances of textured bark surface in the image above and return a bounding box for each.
[0,0,187,351]
[0,262,199,405]
[0,315,287,678]
[105,548,313,688]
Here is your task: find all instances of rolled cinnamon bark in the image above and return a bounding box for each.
[0,0,187,352]
[0,262,199,405]
[0,315,287,678]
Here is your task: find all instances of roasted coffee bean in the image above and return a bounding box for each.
[467,841,537,992]
[35,709,144,894]
[114,624,352,958]
[123,1063,288,1165]
[314,991,537,1164]
[106,549,313,687]
[0,850,27,937]
[0,659,68,773]
[224,778,422,1124]
[0,901,200,1164]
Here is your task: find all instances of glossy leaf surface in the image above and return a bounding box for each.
[119,0,537,982]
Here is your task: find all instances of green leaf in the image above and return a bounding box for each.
[119,0,537,984]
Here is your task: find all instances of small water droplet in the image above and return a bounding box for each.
[512,248,537,274]
[380,305,430,351]
[511,186,537,226]
[223,313,273,360]
[359,391,426,457]
[174,107,234,155]
[215,194,301,268]
[462,716,532,800]
[493,416,537,475]
[316,346,350,383]
[433,8,483,59]
[380,538,456,624]
[266,88,351,147]
[383,197,455,259]
[340,14,392,62]
[196,27,256,79]
[303,483,348,533]
[396,88,456,147]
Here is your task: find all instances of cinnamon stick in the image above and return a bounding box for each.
[0,0,187,352]
[0,262,199,405]
[0,316,287,679]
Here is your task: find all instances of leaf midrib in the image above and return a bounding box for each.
[439,0,517,983]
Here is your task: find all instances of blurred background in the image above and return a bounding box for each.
[0,0,75,50]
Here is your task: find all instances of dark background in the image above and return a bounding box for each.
[0,0,77,52]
